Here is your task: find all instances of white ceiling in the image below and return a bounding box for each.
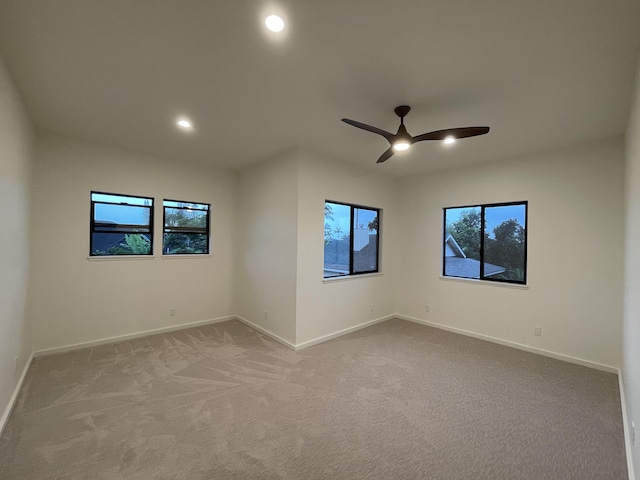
[1,0,639,176]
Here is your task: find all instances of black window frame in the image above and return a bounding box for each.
[324,200,381,278]
[90,191,154,256]
[162,199,211,255]
[442,201,528,285]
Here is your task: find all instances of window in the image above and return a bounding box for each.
[90,192,153,256]
[163,200,210,254]
[443,201,527,284]
[324,201,380,278]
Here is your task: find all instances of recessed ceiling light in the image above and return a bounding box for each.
[176,118,193,130]
[265,15,284,32]
[444,136,456,145]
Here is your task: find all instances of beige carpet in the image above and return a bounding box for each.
[0,319,627,479]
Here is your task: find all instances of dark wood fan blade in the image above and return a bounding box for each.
[342,118,394,141]
[376,147,395,164]
[412,126,490,143]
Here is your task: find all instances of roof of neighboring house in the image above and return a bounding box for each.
[353,234,378,272]
[324,234,378,273]
[444,257,506,279]
[444,233,466,257]
[444,232,506,278]
[92,233,126,253]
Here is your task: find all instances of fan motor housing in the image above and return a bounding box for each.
[394,105,411,118]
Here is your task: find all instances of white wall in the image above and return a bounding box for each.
[0,57,33,422]
[234,151,299,344]
[397,140,625,369]
[295,153,399,345]
[623,57,640,476]
[29,134,236,351]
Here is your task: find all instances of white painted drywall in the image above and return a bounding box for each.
[234,151,299,344]
[397,140,624,369]
[28,134,236,351]
[0,57,33,418]
[623,57,640,477]
[295,153,400,345]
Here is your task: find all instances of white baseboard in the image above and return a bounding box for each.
[33,316,236,358]
[395,314,618,374]
[234,316,296,350]
[295,315,395,351]
[0,352,34,437]
[619,371,635,480]
[234,314,394,351]
[29,313,621,374]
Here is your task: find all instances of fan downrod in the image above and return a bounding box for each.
[394,105,411,118]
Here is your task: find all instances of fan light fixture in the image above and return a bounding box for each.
[393,141,411,151]
[265,15,284,32]
[444,136,456,145]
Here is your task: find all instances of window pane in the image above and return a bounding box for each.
[163,233,208,254]
[162,200,210,254]
[483,204,526,282]
[324,202,350,277]
[90,191,153,256]
[164,207,208,230]
[94,203,151,226]
[353,207,378,273]
[91,233,151,256]
[163,200,208,210]
[443,206,481,278]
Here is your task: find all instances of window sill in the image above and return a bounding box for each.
[87,255,154,261]
[323,272,383,283]
[161,254,212,260]
[439,276,528,290]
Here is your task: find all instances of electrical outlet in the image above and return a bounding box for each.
[632,421,636,445]
[370,304,374,312]
[425,305,430,313]
[14,356,19,372]
[534,326,542,336]
[169,308,176,317]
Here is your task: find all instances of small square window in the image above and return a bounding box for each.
[162,200,210,255]
[90,192,154,256]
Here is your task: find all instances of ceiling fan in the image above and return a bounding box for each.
[341,105,490,164]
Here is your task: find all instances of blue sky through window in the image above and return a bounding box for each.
[354,208,377,232]
[92,193,152,225]
[91,193,151,206]
[326,203,378,239]
[446,204,525,238]
[327,203,350,239]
